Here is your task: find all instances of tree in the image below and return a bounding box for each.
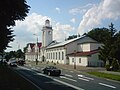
[66,35,78,40]
[87,23,120,70]
[114,31,120,65]
[87,28,110,43]
[16,49,24,60]
[0,0,30,53]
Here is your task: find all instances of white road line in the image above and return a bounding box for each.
[18,67,84,90]
[18,66,31,70]
[78,78,89,82]
[53,78,84,90]
[70,71,74,73]
[60,76,77,82]
[64,74,73,77]
[99,83,116,89]
[78,74,94,80]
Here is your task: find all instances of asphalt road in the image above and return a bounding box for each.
[13,66,120,90]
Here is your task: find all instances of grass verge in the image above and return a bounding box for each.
[87,71,120,81]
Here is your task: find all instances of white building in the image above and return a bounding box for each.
[25,20,104,67]
[25,43,42,61]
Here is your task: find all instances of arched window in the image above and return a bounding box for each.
[59,52,60,60]
[62,52,64,60]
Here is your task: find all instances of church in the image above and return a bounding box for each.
[25,20,104,67]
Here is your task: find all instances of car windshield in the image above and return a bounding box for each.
[47,66,57,69]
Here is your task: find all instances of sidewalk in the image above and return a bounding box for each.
[26,61,106,72]
[26,61,120,76]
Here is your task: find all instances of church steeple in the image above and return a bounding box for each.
[45,19,50,27]
[42,20,53,47]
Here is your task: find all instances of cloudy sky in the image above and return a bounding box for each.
[6,0,120,51]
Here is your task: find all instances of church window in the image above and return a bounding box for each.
[53,53,55,59]
[79,58,81,63]
[59,52,60,60]
[72,58,74,63]
[49,53,50,59]
[51,53,52,59]
[62,52,64,60]
[56,52,57,60]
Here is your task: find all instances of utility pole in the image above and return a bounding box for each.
[74,50,76,69]
[33,34,38,65]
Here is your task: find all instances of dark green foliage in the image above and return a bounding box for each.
[0,0,30,53]
[0,27,15,52]
[87,23,120,71]
[87,28,110,43]
[0,0,30,27]
[66,34,78,40]
[111,58,120,71]
[16,49,24,59]
[5,49,24,61]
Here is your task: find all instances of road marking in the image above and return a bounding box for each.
[78,74,94,80]
[99,83,116,89]
[18,66,31,70]
[78,77,89,82]
[18,67,83,90]
[70,71,74,73]
[60,76,77,82]
[64,74,73,77]
[53,78,84,90]
[31,67,38,71]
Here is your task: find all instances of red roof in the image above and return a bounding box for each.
[37,43,42,48]
[67,49,99,56]
[29,43,35,49]
[29,42,42,49]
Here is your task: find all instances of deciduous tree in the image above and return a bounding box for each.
[0,0,30,52]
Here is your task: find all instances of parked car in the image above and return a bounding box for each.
[42,66,61,76]
[17,59,25,66]
[7,59,17,67]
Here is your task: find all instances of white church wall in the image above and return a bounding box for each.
[66,40,78,54]
[46,47,66,64]
[69,56,88,66]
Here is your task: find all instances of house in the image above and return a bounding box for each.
[25,43,42,61]
[25,19,104,67]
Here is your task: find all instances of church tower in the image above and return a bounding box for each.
[42,19,53,47]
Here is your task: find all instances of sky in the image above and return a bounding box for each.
[6,0,120,52]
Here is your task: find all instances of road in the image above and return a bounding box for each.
[13,66,120,90]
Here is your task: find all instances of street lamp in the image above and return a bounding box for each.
[33,34,38,65]
[16,42,20,50]
[74,50,76,69]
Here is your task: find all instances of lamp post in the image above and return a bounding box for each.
[16,42,20,50]
[33,34,38,65]
[74,50,76,69]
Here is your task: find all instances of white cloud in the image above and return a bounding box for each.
[6,13,74,51]
[69,4,93,15]
[55,7,61,14]
[53,22,74,41]
[70,18,76,23]
[78,0,120,35]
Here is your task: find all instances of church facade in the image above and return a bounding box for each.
[25,20,104,67]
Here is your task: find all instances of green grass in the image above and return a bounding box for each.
[0,64,39,90]
[87,71,120,81]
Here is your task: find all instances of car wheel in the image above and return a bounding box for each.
[48,72,51,76]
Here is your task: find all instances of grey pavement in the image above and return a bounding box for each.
[25,61,105,72]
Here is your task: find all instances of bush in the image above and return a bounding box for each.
[111,59,120,71]
[105,64,111,71]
